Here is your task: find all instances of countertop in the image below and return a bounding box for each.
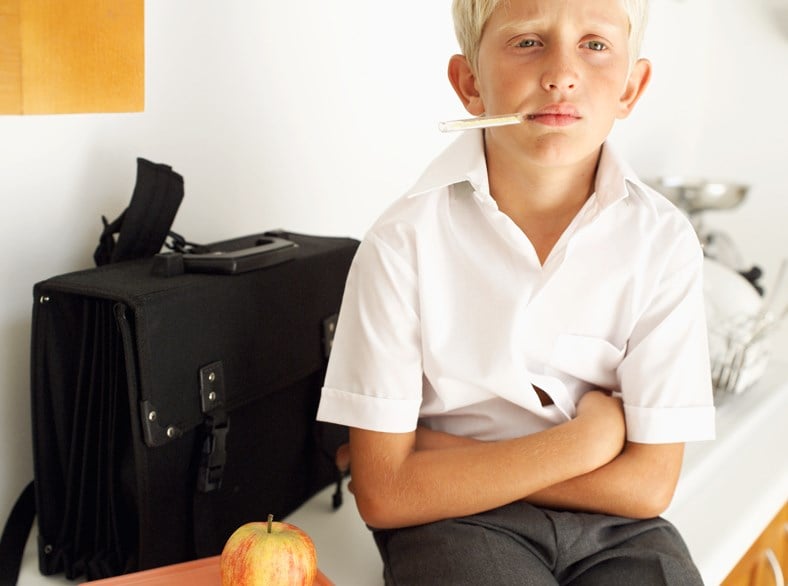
[663,331,788,585]
[17,333,788,586]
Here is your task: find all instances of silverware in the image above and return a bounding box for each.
[712,258,788,394]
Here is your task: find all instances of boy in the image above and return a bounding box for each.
[317,0,715,584]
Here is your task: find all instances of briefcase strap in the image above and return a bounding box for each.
[94,158,184,266]
[0,480,35,586]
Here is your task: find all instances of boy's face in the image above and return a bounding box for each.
[450,0,650,169]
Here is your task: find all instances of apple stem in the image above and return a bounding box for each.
[267,514,274,534]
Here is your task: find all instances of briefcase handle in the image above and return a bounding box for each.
[182,236,299,275]
[153,236,299,276]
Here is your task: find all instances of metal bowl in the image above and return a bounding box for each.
[646,177,749,215]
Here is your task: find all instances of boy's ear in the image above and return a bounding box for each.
[617,58,652,119]
[448,54,485,116]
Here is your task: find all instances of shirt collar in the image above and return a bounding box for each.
[404,130,489,198]
[403,129,656,217]
[594,141,658,216]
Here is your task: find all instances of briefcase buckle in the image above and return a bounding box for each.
[197,361,229,493]
[197,414,229,493]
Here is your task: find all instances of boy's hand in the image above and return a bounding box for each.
[575,389,626,464]
[335,442,351,473]
[575,388,622,415]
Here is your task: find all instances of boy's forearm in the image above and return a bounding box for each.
[416,427,684,519]
[525,441,685,518]
[349,412,622,529]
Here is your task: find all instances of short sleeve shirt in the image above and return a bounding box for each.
[317,131,715,444]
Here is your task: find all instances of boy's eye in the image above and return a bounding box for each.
[584,40,608,51]
[515,38,540,48]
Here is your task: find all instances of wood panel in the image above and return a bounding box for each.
[0,0,22,113]
[722,502,787,585]
[0,0,143,114]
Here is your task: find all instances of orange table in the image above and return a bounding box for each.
[81,555,333,585]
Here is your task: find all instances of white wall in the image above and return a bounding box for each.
[612,0,788,283]
[2,0,786,534]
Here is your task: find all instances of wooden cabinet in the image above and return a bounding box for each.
[722,502,787,585]
[0,0,143,114]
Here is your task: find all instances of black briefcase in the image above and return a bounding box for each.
[27,230,359,581]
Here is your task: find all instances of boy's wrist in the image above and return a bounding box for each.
[572,405,626,467]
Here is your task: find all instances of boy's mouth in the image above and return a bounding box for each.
[526,105,581,127]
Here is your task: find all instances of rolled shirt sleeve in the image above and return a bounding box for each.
[618,245,716,444]
[317,230,424,433]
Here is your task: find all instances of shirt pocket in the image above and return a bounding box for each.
[549,334,625,390]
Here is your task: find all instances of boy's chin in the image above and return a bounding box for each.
[518,135,602,169]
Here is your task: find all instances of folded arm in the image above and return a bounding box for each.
[348,390,625,529]
[414,425,684,519]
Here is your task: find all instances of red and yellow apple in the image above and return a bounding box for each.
[220,514,317,586]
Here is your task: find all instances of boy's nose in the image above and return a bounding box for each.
[542,74,576,92]
[540,50,578,92]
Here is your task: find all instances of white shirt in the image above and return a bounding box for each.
[317,130,715,444]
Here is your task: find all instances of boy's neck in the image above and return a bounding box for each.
[484,138,601,265]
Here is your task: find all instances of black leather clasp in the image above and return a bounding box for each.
[197,361,229,493]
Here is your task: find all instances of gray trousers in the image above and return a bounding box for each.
[371,502,704,585]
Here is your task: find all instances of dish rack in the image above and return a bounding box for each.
[709,313,773,394]
[710,259,788,395]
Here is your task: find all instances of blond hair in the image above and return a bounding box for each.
[452,0,650,71]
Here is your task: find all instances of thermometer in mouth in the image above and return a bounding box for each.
[438,113,530,133]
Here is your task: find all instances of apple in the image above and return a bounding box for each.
[221,514,318,586]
